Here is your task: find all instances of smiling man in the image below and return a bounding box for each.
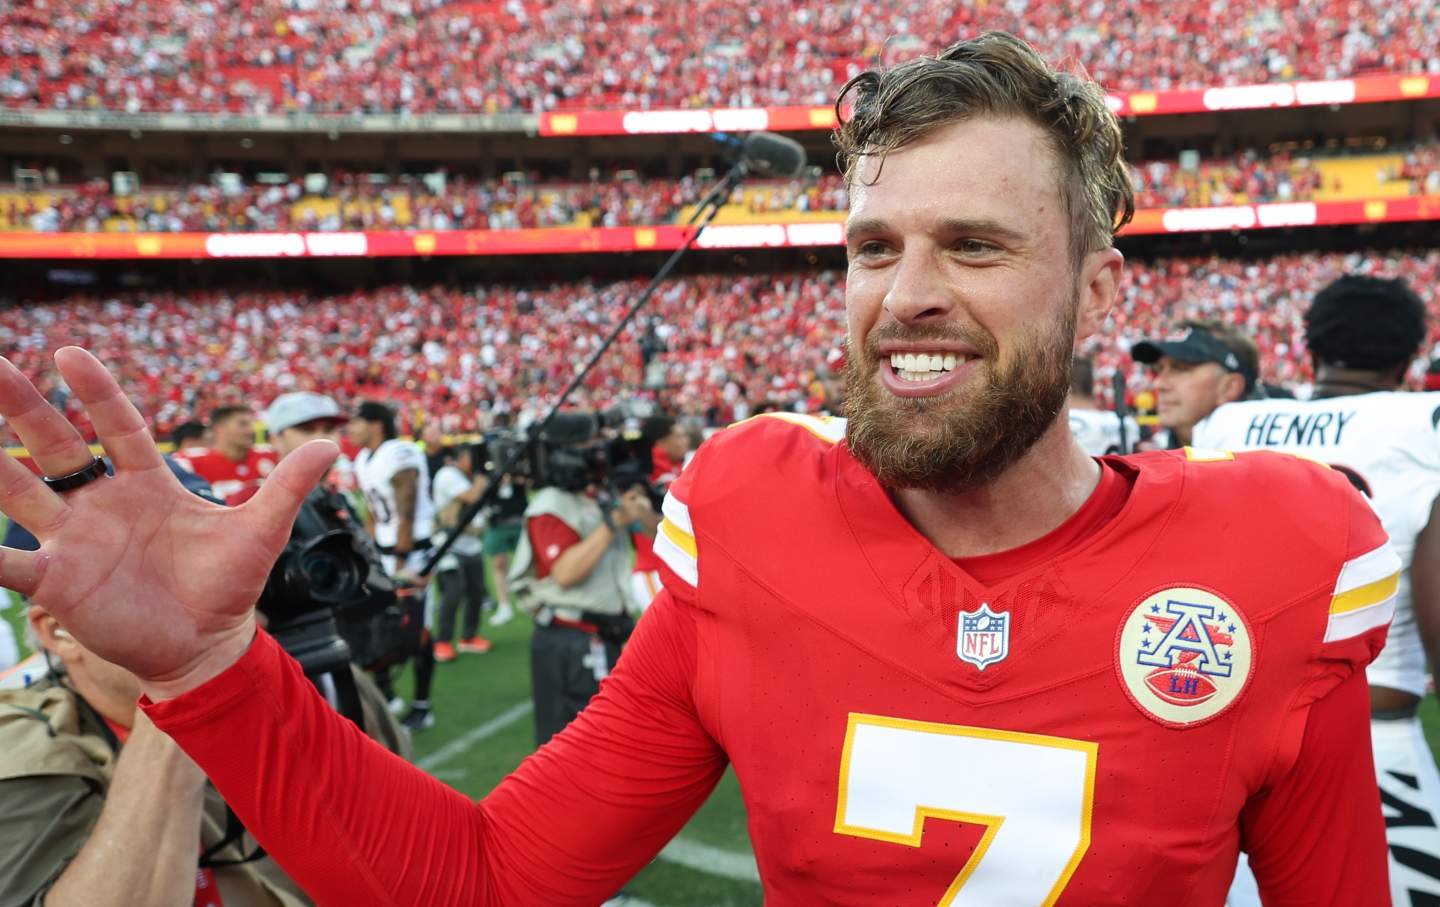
[0,33,1398,906]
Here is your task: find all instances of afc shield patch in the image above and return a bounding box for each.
[957,602,1009,671]
[1116,586,1254,728]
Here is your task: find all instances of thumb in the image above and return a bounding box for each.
[242,440,340,536]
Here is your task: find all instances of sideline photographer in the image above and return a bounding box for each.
[509,428,654,745]
[0,392,407,907]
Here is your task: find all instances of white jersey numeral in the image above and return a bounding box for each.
[835,714,1097,906]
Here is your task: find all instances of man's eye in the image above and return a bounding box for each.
[855,241,890,257]
[955,239,997,255]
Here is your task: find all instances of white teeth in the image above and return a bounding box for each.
[888,351,967,380]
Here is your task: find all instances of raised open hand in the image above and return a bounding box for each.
[0,348,338,698]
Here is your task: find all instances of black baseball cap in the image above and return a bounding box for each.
[1132,327,1257,392]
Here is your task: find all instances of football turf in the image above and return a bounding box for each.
[5,576,1439,906]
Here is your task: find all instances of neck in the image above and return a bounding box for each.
[66,670,135,731]
[218,441,248,461]
[1312,365,1396,399]
[890,417,1101,558]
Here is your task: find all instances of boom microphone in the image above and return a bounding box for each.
[740,132,808,178]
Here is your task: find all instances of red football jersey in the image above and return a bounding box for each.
[647,414,1397,905]
[172,445,278,505]
[144,414,1400,906]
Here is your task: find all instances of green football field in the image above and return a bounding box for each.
[4,566,1438,906]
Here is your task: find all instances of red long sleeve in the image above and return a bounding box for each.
[142,591,727,905]
[1240,668,1390,904]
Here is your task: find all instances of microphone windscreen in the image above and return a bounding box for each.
[742,132,808,178]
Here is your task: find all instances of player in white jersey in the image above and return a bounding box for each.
[1196,275,1440,906]
[349,401,440,732]
[1068,356,1140,454]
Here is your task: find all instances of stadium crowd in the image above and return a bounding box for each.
[1,249,1437,445]
[8,145,1440,233]
[2,0,1438,116]
[0,172,850,233]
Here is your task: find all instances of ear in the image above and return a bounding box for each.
[1076,247,1124,339]
[27,606,79,659]
[1220,372,1247,403]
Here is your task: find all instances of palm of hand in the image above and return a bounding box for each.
[32,464,285,683]
[0,348,337,695]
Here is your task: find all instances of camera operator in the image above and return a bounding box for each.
[510,442,655,745]
[0,392,409,907]
[263,392,412,756]
[348,401,439,732]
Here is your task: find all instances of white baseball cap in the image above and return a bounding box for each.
[264,392,345,435]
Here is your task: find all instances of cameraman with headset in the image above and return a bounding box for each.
[510,433,656,745]
[0,391,408,907]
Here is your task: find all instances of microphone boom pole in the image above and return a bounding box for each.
[420,161,755,577]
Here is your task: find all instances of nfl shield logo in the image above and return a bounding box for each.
[957,603,1009,671]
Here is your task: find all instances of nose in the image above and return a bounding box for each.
[882,249,954,327]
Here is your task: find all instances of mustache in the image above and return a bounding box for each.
[853,324,997,360]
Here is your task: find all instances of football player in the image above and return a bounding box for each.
[349,401,441,732]
[1196,274,1440,905]
[0,33,1399,905]
[1067,355,1138,455]
[172,405,278,504]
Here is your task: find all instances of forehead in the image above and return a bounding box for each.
[847,116,1067,240]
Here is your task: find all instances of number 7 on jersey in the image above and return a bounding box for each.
[834,714,1098,905]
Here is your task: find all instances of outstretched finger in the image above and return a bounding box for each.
[0,356,96,480]
[0,448,67,540]
[53,347,165,473]
[0,546,49,599]
[241,439,340,538]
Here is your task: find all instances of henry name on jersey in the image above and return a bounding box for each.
[1241,408,1357,448]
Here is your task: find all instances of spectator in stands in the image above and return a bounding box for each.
[1132,320,1260,448]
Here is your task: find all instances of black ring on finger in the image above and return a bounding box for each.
[43,457,109,493]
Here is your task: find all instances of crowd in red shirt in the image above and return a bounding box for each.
[1,249,1436,445]
[2,0,1437,115]
[9,145,1440,234]
[0,172,850,234]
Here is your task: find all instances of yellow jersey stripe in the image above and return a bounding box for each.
[1329,571,1400,615]
[659,517,698,560]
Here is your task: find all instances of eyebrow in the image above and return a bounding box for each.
[845,216,1029,245]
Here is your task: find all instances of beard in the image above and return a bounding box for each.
[843,299,1077,495]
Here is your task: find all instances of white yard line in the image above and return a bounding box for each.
[416,699,761,886]
[658,837,761,883]
[417,700,534,771]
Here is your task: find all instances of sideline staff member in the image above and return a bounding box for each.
[510,467,653,744]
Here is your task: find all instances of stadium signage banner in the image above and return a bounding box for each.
[3,197,1436,260]
[540,105,839,136]
[536,74,1438,137]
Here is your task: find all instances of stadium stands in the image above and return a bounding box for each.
[2,0,1437,115]
[2,250,1435,442]
[4,148,1438,234]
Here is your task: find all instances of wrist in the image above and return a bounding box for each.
[140,618,257,702]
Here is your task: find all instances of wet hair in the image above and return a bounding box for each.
[1305,275,1427,372]
[834,31,1134,264]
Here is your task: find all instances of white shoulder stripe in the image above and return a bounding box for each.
[1325,596,1395,644]
[654,527,698,588]
[1335,544,1403,595]
[661,492,693,536]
